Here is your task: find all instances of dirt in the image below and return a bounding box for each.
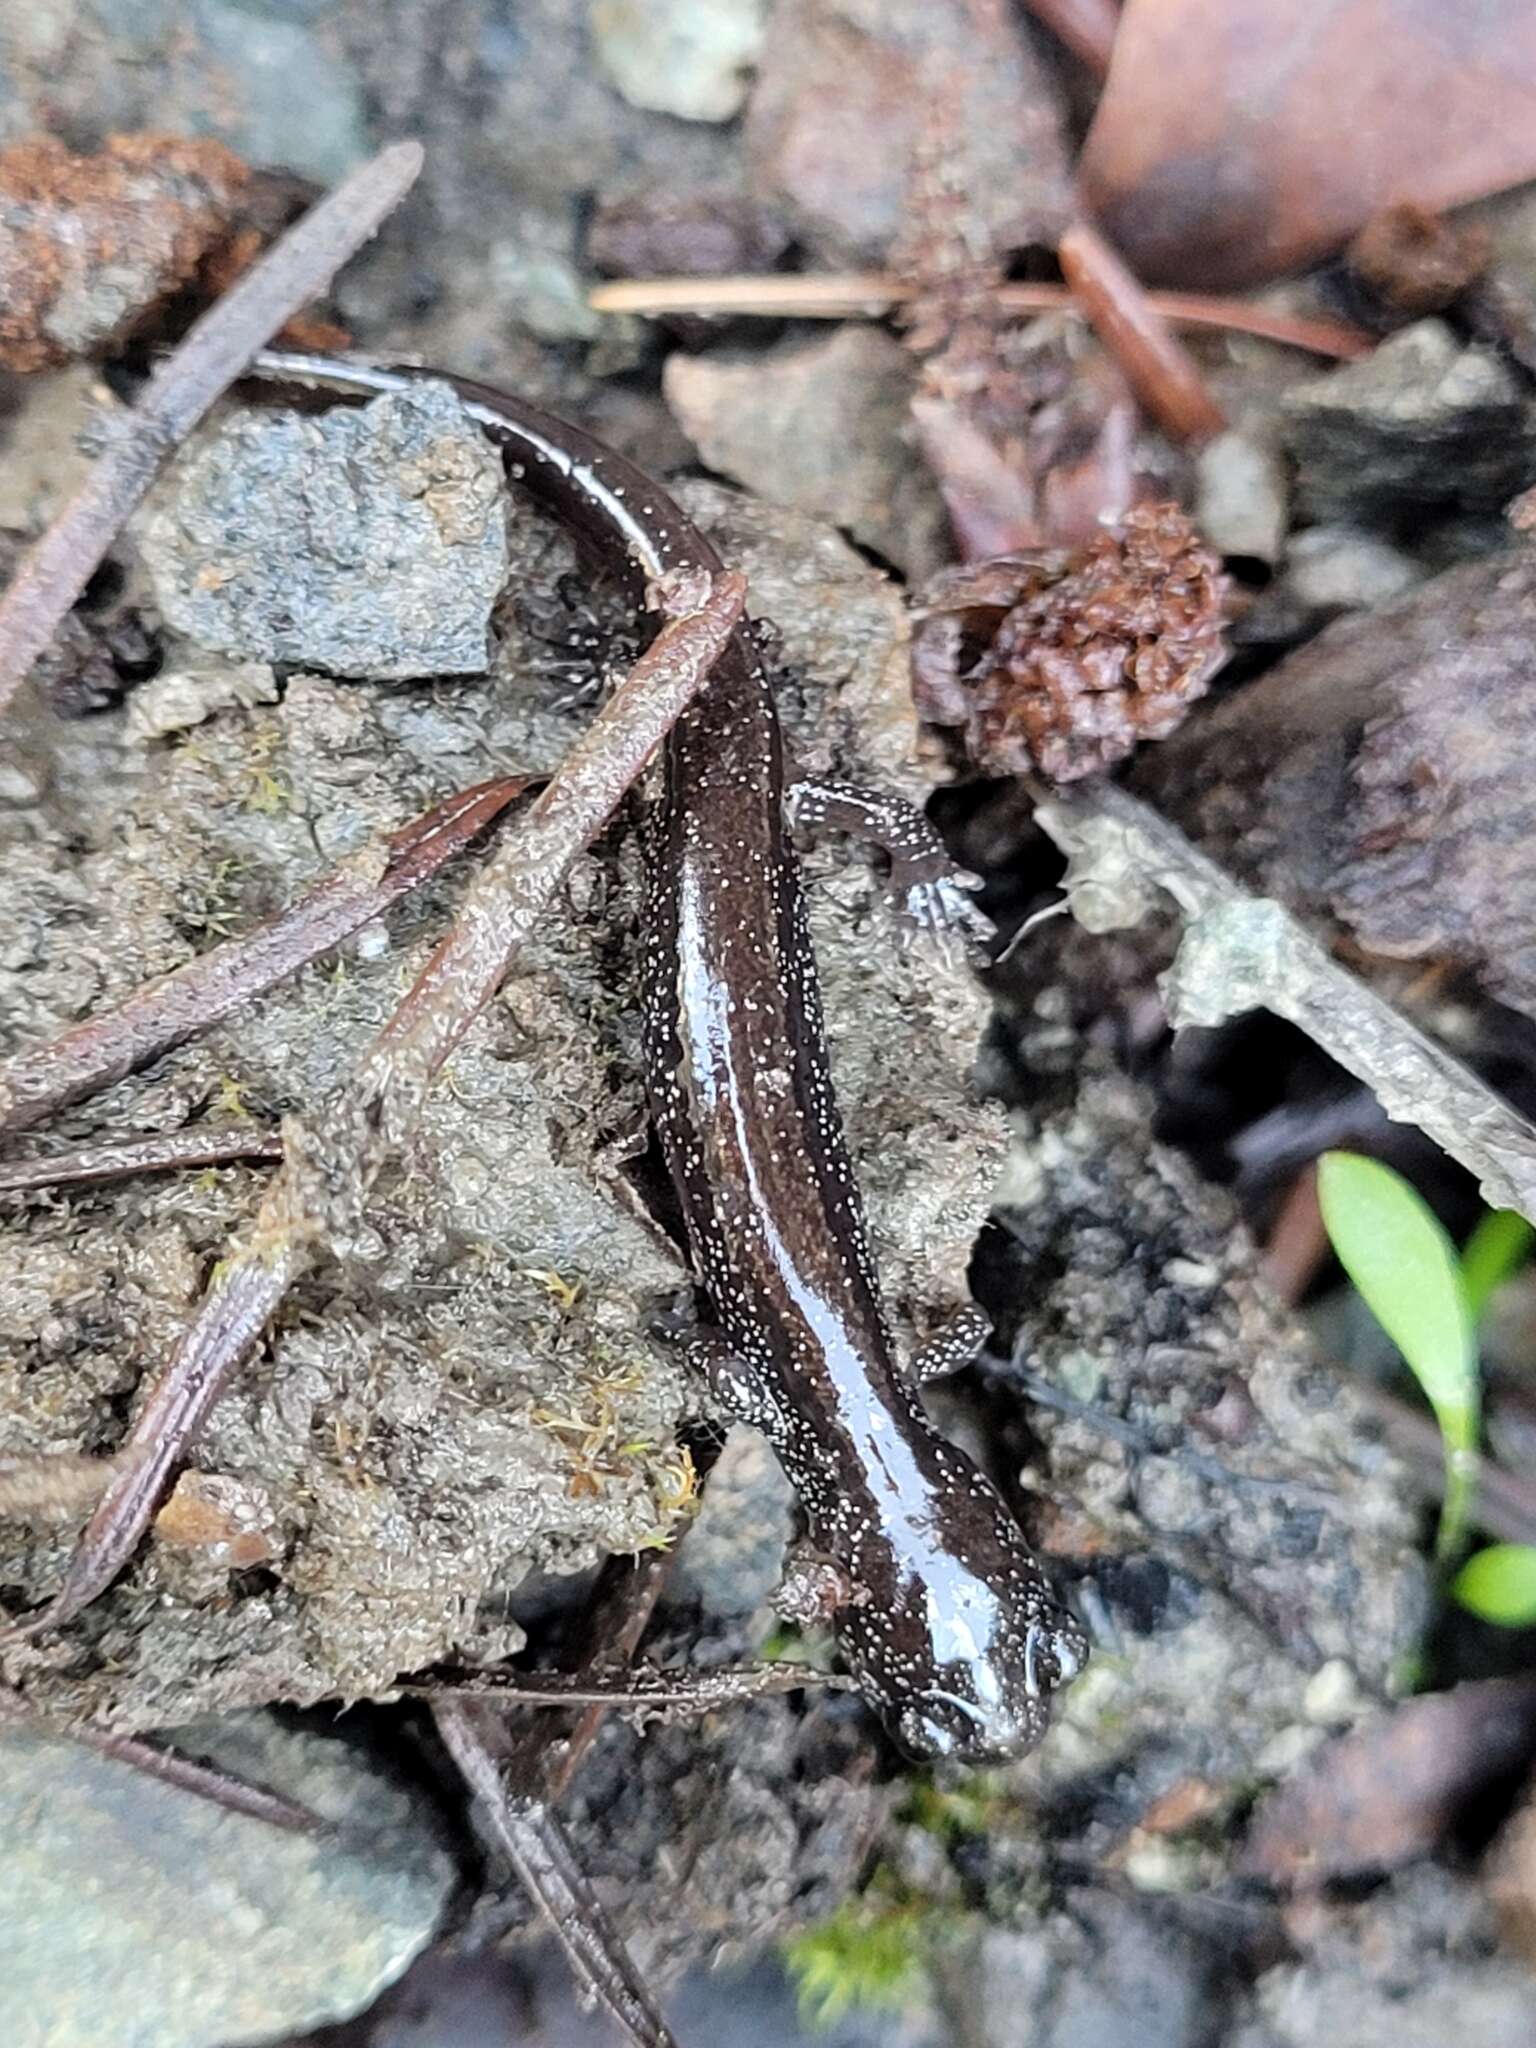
[3,8,1536,2047]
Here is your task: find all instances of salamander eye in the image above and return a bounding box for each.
[1023,1618,1089,1698]
[1051,1627,1086,1685]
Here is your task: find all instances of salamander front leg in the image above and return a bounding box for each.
[649,1313,781,1432]
[785,777,993,952]
[908,1303,992,1384]
[774,1542,870,1628]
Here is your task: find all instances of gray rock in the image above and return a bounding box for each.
[187,1,369,185]
[665,328,948,580]
[1232,1867,1536,2048]
[1281,526,1422,615]
[667,1426,796,1619]
[1282,319,1536,527]
[1194,430,1289,564]
[5,2,367,186]
[592,0,766,123]
[934,1899,1222,2048]
[0,1712,454,2048]
[140,383,508,680]
[126,660,280,742]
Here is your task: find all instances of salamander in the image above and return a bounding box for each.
[252,349,1087,1760]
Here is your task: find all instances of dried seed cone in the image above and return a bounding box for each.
[912,504,1227,783]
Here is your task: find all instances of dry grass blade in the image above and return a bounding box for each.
[0,138,423,724]
[435,1698,681,2048]
[0,1450,126,1523]
[65,1724,329,1835]
[1,573,745,1641]
[0,1126,284,1193]
[0,773,525,1138]
[5,1252,301,1641]
[585,273,1372,359]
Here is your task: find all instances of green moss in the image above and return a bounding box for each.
[782,1896,931,2029]
[900,1771,1004,1843]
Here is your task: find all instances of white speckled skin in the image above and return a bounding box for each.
[251,352,1087,1761]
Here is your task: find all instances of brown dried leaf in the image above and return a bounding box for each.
[1079,0,1536,288]
[1243,1678,1536,1888]
[912,504,1227,782]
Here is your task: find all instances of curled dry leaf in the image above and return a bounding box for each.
[1079,0,1536,288]
[1243,1677,1536,1888]
[911,503,1226,782]
[0,134,263,373]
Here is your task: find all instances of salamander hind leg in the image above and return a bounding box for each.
[785,776,993,954]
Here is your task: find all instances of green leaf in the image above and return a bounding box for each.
[1452,1544,1536,1627]
[1461,1209,1535,1324]
[1318,1151,1481,1562]
[1317,1153,1477,1444]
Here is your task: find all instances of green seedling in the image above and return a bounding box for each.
[1452,1542,1536,1628]
[1459,1207,1535,1323]
[1317,1151,1479,1563]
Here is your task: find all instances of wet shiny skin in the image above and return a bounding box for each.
[252,351,1088,1760]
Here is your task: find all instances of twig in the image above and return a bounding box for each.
[404,1661,851,1714]
[0,773,526,1138]
[1057,222,1228,444]
[0,1125,284,1193]
[0,139,423,725]
[996,1355,1335,1504]
[586,274,1372,360]
[485,1431,724,1807]
[66,1724,329,1835]
[1020,0,1118,78]
[0,1685,327,1833]
[1033,780,1536,1220]
[434,1698,680,2048]
[2,573,745,1642]
[428,1448,722,2037]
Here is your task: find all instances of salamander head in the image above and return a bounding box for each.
[885,1593,1086,1765]
[830,1482,1088,1765]
[886,1601,1088,1763]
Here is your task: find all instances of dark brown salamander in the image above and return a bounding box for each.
[252,349,1087,1760]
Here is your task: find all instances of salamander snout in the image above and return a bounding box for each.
[891,1611,1088,1763]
